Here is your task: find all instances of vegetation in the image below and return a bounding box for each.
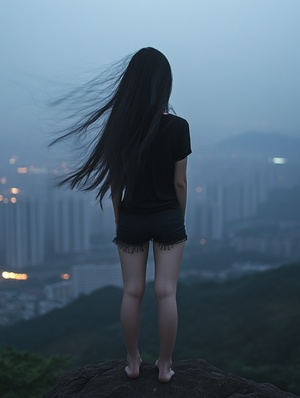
[0,346,71,398]
[0,263,299,395]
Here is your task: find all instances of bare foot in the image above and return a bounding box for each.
[155,359,174,383]
[125,355,142,379]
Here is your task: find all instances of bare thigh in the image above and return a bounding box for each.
[119,244,150,295]
[153,242,185,296]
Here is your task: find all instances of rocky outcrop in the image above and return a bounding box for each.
[44,359,299,398]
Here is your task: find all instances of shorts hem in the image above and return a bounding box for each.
[112,238,149,254]
[153,235,187,250]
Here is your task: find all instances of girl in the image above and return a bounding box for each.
[52,47,191,382]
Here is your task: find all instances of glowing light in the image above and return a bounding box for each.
[271,157,286,165]
[61,273,70,280]
[195,186,203,193]
[9,156,17,165]
[3,198,9,204]
[11,197,17,204]
[11,187,20,194]
[200,238,207,245]
[2,271,28,280]
[17,167,28,174]
[0,177,6,184]
[0,195,3,201]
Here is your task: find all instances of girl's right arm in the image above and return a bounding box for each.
[174,157,188,218]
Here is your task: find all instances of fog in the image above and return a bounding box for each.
[1,0,300,165]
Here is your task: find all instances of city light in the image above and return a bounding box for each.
[195,186,203,193]
[0,195,3,202]
[17,167,28,174]
[9,156,17,165]
[0,177,6,184]
[200,238,207,245]
[11,187,20,194]
[61,273,70,280]
[271,157,287,165]
[3,198,9,204]
[2,271,28,280]
[11,197,17,204]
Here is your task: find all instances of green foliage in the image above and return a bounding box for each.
[173,263,300,395]
[0,346,71,398]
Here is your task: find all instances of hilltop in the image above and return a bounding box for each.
[44,359,298,398]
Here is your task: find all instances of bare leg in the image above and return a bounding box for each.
[153,241,185,382]
[118,245,149,378]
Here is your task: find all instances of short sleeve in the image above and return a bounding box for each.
[175,120,192,161]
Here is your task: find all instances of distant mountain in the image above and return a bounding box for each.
[212,132,300,160]
[1,262,300,394]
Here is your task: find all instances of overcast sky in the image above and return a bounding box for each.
[1,0,300,165]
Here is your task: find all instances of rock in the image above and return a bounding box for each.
[44,359,299,398]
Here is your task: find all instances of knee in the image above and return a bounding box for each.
[124,283,145,300]
[154,282,176,301]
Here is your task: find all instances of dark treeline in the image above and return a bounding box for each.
[0,262,300,395]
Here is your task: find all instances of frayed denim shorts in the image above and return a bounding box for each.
[113,207,187,253]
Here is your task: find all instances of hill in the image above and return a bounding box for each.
[1,262,300,394]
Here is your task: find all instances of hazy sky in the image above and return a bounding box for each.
[1,0,300,164]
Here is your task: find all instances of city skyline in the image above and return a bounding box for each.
[1,131,300,272]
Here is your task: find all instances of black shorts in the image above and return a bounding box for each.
[113,207,187,253]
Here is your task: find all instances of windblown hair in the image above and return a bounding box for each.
[51,47,173,207]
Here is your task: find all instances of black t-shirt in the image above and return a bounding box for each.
[120,114,192,214]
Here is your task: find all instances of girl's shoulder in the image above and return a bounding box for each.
[161,114,189,130]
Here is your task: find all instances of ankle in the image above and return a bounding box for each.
[156,357,172,368]
[157,357,173,366]
[127,351,141,362]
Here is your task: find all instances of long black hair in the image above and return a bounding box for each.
[51,47,173,207]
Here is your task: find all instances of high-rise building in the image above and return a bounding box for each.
[0,201,5,253]
[189,182,224,241]
[207,183,224,240]
[51,194,90,254]
[3,198,45,269]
